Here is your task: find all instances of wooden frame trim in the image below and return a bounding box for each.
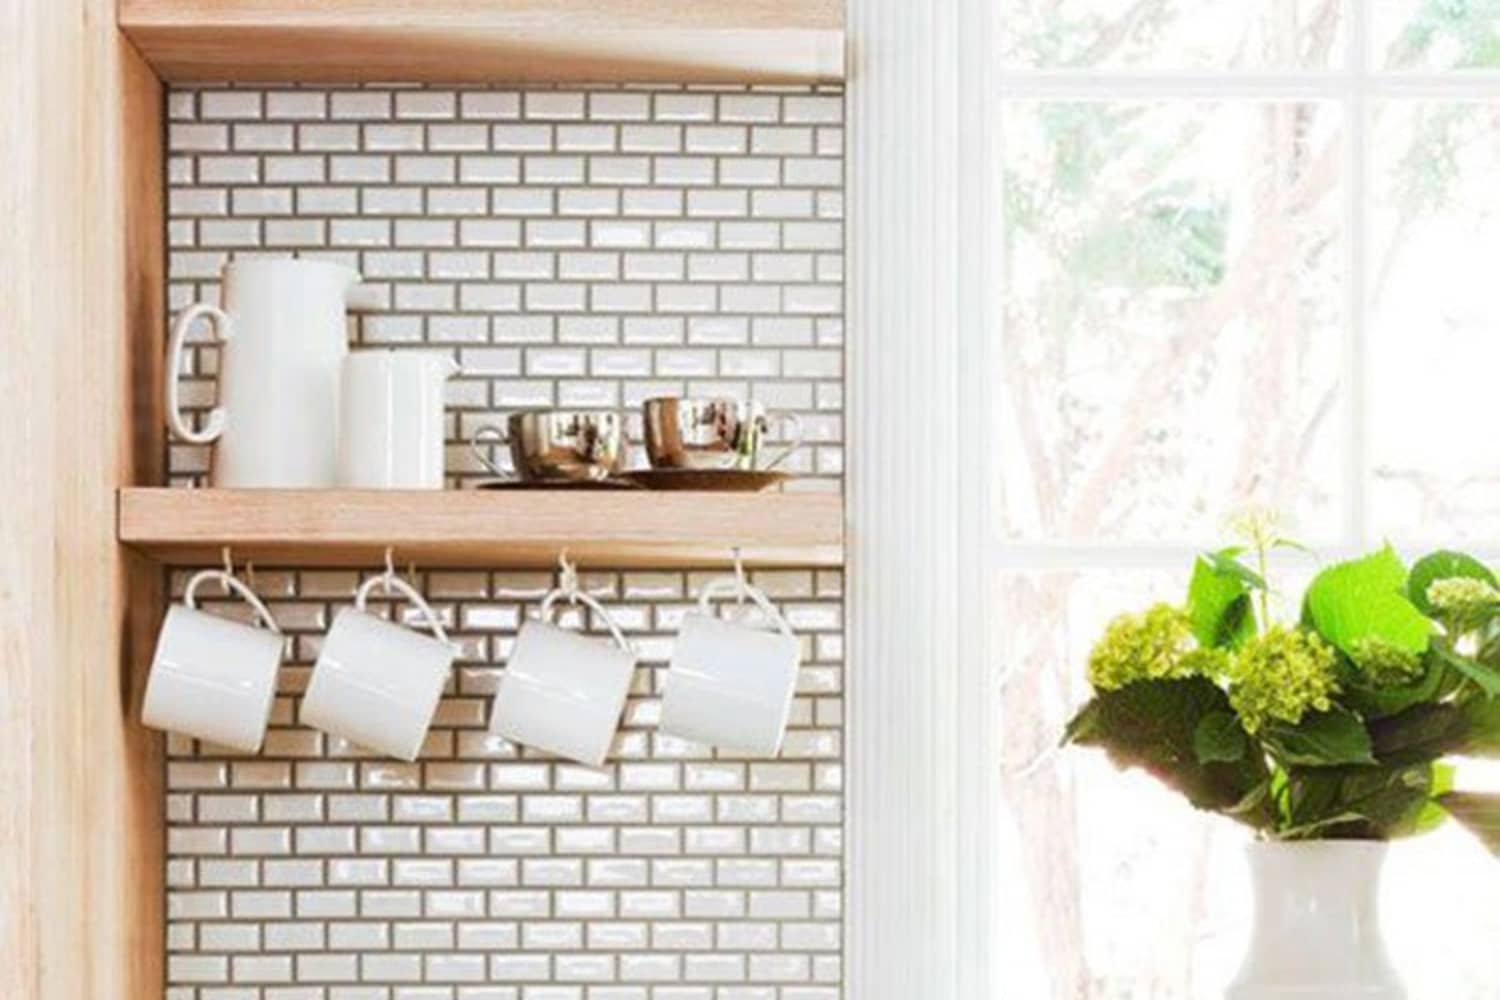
[1,9,167,998]
[119,0,846,83]
[119,488,845,569]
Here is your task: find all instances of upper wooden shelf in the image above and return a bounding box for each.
[118,488,844,568]
[119,0,845,84]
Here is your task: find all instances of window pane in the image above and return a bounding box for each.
[1373,0,1500,71]
[998,569,1500,999]
[997,569,1251,999]
[1000,101,1346,544]
[1368,101,1500,542]
[1000,1,1346,70]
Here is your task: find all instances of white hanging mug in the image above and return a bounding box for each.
[659,576,800,756]
[489,588,637,767]
[302,572,455,761]
[141,569,284,752]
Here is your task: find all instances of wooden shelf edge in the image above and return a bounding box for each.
[120,1,845,83]
[117,488,845,569]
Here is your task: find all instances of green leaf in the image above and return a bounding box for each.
[1282,767,1349,833]
[1408,550,1496,615]
[1434,646,1500,699]
[1339,652,1446,721]
[1187,550,1257,649]
[1369,703,1471,767]
[1464,698,1500,758]
[1305,545,1432,656]
[1412,764,1456,837]
[1201,549,1267,591]
[1194,711,1249,764]
[1226,779,1273,820]
[1272,537,1315,556]
[1064,678,1270,822]
[1439,792,1500,856]
[1280,764,1445,841]
[1264,708,1376,767]
[1343,764,1446,838]
[1276,810,1369,841]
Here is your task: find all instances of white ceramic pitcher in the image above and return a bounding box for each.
[166,258,367,487]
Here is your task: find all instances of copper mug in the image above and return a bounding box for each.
[642,398,802,472]
[471,410,625,482]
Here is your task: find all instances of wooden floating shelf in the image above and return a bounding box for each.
[118,489,844,568]
[119,0,845,83]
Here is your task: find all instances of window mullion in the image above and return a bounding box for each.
[1346,0,1371,549]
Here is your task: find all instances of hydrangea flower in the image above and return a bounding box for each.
[1426,577,1500,628]
[1349,636,1424,688]
[1086,604,1195,691]
[1181,647,1232,682]
[1227,626,1339,734]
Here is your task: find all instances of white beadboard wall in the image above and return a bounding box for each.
[163,84,844,999]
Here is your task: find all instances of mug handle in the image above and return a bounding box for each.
[355,573,453,647]
[469,424,509,478]
[166,303,233,445]
[184,569,282,634]
[696,576,794,639]
[539,588,635,654]
[759,412,803,472]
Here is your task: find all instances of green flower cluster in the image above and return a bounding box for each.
[1426,577,1500,628]
[1086,604,1195,691]
[1226,626,1339,734]
[1349,636,1424,688]
[1181,647,1231,681]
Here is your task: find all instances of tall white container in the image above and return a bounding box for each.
[166,258,365,487]
[336,349,458,489]
[1228,841,1405,1000]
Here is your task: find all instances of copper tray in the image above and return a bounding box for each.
[621,469,793,492]
[474,477,642,491]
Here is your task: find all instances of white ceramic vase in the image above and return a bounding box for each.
[1228,841,1405,1000]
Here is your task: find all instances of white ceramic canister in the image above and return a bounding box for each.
[337,349,459,489]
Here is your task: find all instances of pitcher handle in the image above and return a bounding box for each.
[355,572,453,647]
[166,303,232,444]
[540,588,635,654]
[696,576,795,639]
[760,412,803,472]
[184,569,282,634]
[469,423,509,478]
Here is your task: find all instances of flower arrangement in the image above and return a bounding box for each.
[1065,513,1500,849]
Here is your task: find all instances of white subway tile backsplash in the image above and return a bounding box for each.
[165,84,842,997]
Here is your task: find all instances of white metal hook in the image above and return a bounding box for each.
[220,546,235,596]
[732,547,748,607]
[557,549,581,605]
[382,546,397,594]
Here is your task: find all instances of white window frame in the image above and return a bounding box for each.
[847,4,1500,996]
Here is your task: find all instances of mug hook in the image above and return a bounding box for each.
[732,547,748,607]
[557,549,581,605]
[221,546,235,596]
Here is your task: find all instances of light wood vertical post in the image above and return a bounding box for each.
[0,4,166,996]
